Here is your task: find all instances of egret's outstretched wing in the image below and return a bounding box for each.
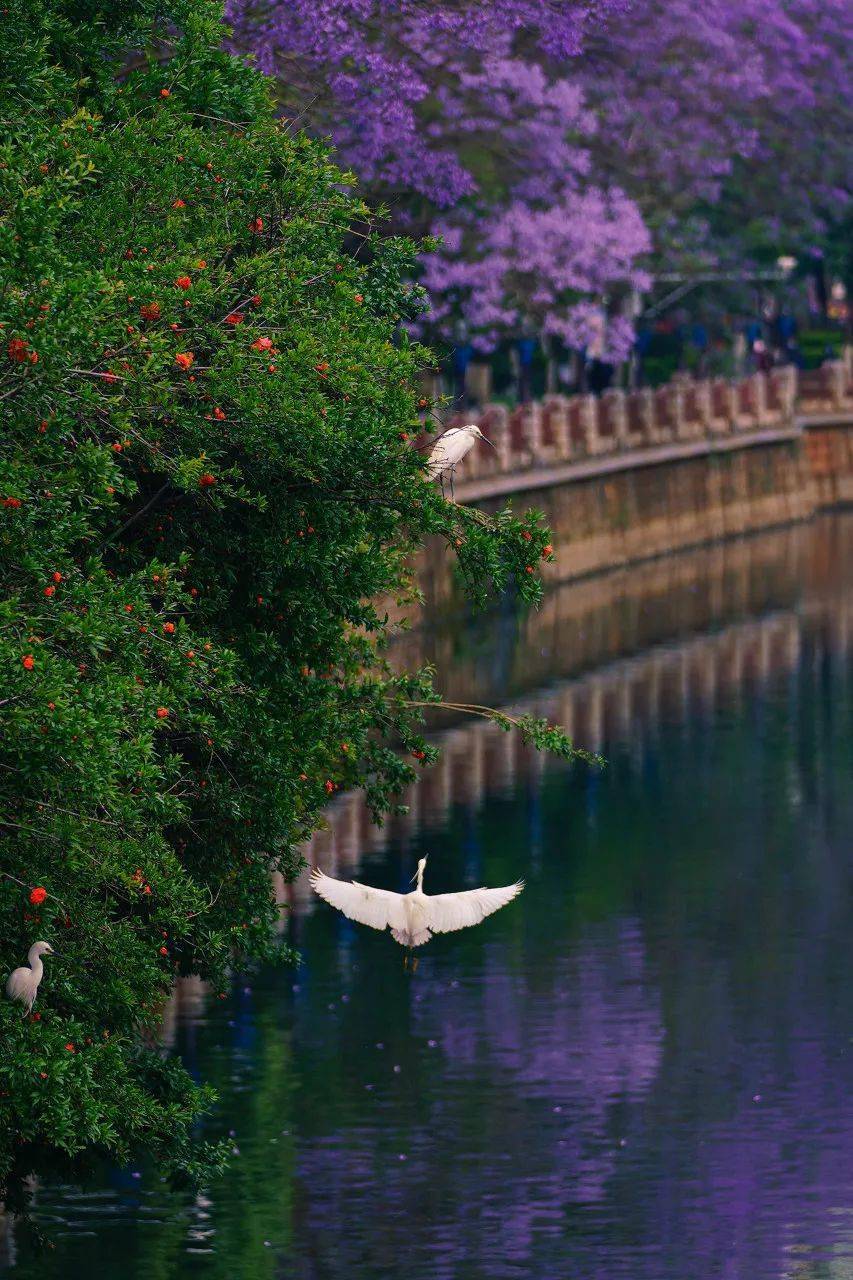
[310,868,407,933]
[426,882,524,934]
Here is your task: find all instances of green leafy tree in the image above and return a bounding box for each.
[0,0,574,1208]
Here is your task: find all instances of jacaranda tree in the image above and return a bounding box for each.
[227,0,650,357]
[0,0,571,1208]
[228,0,852,347]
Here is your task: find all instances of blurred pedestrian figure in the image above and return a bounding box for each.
[516,332,537,403]
[587,357,613,395]
[785,339,805,369]
[634,328,652,387]
[807,248,828,321]
[691,322,709,376]
[752,339,773,373]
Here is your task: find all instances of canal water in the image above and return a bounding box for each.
[4,512,853,1279]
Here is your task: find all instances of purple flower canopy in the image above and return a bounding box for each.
[227,0,852,357]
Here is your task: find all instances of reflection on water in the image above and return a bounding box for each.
[5,513,853,1280]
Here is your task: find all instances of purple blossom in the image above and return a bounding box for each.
[227,0,852,350]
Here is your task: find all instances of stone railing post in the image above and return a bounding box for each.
[625,389,650,446]
[752,372,768,426]
[842,344,853,393]
[583,394,604,455]
[636,387,656,444]
[601,389,628,448]
[678,382,703,441]
[826,360,846,409]
[521,401,544,463]
[543,394,571,460]
[652,386,675,442]
[695,380,713,434]
[708,378,732,435]
[507,406,527,468]
[730,379,748,431]
[773,365,797,419]
[670,382,687,440]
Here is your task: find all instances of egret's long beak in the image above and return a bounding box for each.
[410,868,419,883]
[481,435,496,449]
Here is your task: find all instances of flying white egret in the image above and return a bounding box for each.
[5,941,54,1016]
[427,424,495,498]
[310,856,523,960]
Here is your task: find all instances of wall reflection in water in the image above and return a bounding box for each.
[7,513,853,1280]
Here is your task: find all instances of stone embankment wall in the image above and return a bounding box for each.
[413,353,853,616]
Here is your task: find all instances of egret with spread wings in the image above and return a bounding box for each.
[310,856,523,952]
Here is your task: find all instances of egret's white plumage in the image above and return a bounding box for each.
[310,856,523,948]
[5,941,54,1015]
[427,424,494,496]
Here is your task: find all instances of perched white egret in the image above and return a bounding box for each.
[427,424,495,498]
[310,856,523,954]
[5,941,54,1016]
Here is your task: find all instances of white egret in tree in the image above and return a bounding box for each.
[310,856,523,963]
[5,941,54,1016]
[427,424,494,498]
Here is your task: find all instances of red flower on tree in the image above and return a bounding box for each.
[174,275,192,290]
[21,654,34,670]
[29,887,47,905]
[198,472,217,488]
[140,302,161,321]
[251,336,273,352]
[248,217,263,232]
[7,337,36,364]
[155,706,169,719]
[174,352,194,370]
[225,312,244,325]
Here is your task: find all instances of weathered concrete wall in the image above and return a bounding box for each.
[491,434,814,585]
[412,429,827,620]
[804,421,853,508]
